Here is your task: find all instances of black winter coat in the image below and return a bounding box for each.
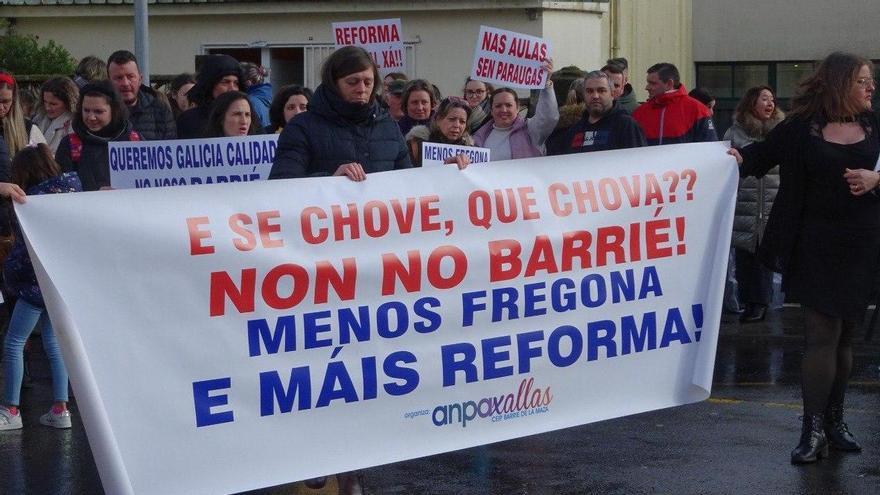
[548,102,645,155]
[270,84,411,178]
[738,112,880,274]
[55,119,140,191]
[129,85,176,140]
[176,105,212,140]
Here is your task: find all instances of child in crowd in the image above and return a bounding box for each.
[0,143,82,431]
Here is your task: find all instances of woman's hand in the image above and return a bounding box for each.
[443,154,470,170]
[727,148,743,165]
[542,57,554,88]
[843,168,880,196]
[0,183,26,204]
[333,162,366,182]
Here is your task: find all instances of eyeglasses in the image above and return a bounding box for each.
[856,77,875,88]
[465,89,487,97]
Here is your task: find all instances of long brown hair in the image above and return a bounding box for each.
[788,52,873,122]
[735,85,780,124]
[11,143,61,190]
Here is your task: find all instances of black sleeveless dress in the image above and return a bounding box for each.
[784,132,880,319]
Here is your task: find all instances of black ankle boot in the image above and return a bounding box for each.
[825,405,862,452]
[791,413,829,464]
[740,304,767,323]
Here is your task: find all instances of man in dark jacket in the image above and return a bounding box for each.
[632,62,717,145]
[107,50,176,140]
[550,71,645,155]
[176,54,245,139]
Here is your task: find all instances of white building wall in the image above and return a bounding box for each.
[693,0,880,61]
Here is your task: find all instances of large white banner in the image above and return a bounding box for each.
[108,135,278,189]
[18,143,736,495]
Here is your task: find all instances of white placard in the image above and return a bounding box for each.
[470,26,552,89]
[108,135,278,189]
[332,18,405,76]
[421,142,491,167]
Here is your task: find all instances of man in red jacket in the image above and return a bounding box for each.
[632,63,717,145]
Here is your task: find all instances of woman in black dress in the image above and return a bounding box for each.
[729,52,877,464]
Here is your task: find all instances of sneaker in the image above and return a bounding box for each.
[0,406,23,431]
[39,409,72,429]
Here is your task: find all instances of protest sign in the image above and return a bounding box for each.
[332,18,404,76]
[19,143,736,494]
[108,135,278,189]
[421,142,491,167]
[471,26,552,89]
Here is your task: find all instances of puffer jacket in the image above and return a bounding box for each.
[632,84,717,145]
[270,84,411,178]
[724,112,785,252]
[4,172,82,307]
[247,82,272,130]
[128,85,176,140]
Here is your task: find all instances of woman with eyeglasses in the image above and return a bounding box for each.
[463,77,493,134]
[406,97,473,168]
[728,52,878,464]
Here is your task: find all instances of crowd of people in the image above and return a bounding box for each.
[0,43,877,493]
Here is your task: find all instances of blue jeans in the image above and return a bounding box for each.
[3,299,69,405]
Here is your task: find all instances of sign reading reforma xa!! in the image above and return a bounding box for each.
[19,143,736,494]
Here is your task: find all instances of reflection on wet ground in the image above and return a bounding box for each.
[1,306,877,494]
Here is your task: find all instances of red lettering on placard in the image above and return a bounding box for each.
[187,216,214,255]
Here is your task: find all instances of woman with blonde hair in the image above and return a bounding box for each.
[32,77,79,154]
[406,96,473,168]
[0,72,47,169]
[729,52,878,464]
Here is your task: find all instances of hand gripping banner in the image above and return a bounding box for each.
[17,142,737,494]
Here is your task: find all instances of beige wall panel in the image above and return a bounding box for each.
[541,10,606,74]
[601,0,693,103]
[693,0,880,61]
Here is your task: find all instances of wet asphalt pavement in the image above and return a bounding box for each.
[1,306,878,495]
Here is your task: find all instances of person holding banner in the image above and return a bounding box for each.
[270,45,411,181]
[405,96,473,168]
[55,81,141,191]
[473,58,558,161]
[728,52,877,464]
[267,84,313,133]
[205,91,262,137]
[0,143,82,431]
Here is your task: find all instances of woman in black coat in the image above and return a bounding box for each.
[729,52,878,464]
[55,81,140,191]
[269,46,411,181]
